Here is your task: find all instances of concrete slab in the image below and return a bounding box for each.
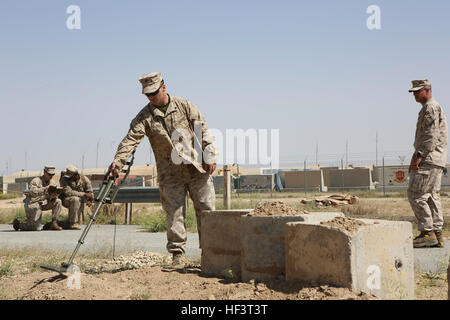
[285,218,414,299]
[240,212,344,282]
[200,210,253,278]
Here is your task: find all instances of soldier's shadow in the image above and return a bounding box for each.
[29,273,67,290]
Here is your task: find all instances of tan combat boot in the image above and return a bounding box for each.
[49,219,62,231]
[413,231,438,248]
[68,223,81,230]
[434,230,444,248]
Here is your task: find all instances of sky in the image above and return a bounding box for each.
[1,0,450,174]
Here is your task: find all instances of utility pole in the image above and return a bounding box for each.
[315,142,318,167]
[96,140,100,168]
[345,139,348,167]
[376,131,378,166]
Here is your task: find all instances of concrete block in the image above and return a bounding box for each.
[283,170,326,191]
[200,210,253,278]
[285,218,414,299]
[327,168,374,189]
[240,212,344,282]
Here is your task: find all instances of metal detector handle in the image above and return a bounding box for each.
[108,152,135,203]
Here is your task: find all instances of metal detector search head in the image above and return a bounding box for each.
[40,264,70,275]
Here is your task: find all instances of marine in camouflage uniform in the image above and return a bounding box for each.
[13,166,62,231]
[60,164,94,230]
[407,80,448,248]
[109,72,217,265]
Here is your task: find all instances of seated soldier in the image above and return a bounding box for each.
[60,164,94,230]
[13,166,62,231]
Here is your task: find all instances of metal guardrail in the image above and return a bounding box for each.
[93,186,160,203]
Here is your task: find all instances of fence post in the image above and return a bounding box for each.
[125,203,133,224]
[224,165,231,209]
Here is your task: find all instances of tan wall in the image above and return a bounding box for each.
[283,170,324,189]
[321,167,339,186]
[239,174,274,190]
[327,168,373,188]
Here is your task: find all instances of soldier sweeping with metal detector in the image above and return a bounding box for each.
[108,71,217,267]
[40,153,135,274]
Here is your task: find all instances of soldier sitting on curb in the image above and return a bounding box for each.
[13,166,62,231]
[59,164,94,230]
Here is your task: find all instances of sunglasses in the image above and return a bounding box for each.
[145,84,163,97]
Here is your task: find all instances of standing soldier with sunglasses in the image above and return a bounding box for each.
[407,79,448,248]
[108,72,217,267]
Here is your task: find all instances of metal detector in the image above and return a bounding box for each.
[40,153,135,274]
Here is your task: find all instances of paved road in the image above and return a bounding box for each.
[0,224,448,272]
[0,224,201,258]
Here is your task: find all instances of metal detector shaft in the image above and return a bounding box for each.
[64,178,115,267]
[41,153,135,274]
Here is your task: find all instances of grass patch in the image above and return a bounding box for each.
[130,287,153,300]
[0,258,14,278]
[0,193,22,200]
[0,246,115,277]
[135,210,167,232]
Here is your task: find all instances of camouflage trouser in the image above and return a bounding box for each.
[63,196,85,224]
[21,198,62,231]
[159,164,216,254]
[407,164,444,232]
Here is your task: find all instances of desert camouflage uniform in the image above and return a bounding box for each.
[113,95,217,254]
[21,176,62,231]
[408,98,448,232]
[60,175,93,225]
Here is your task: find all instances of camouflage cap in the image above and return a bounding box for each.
[409,79,431,92]
[44,165,56,175]
[139,71,163,94]
[64,164,79,178]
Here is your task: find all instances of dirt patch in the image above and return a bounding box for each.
[0,197,25,210]
[249,201,307,216]
[294,285,375,300]
[320,216,367,234]
[0,251,377,300]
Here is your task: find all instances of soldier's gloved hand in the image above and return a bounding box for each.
[85,192,94,201]
[409,155,422,172]
[108,162,120,178]
[202,162,216,175]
